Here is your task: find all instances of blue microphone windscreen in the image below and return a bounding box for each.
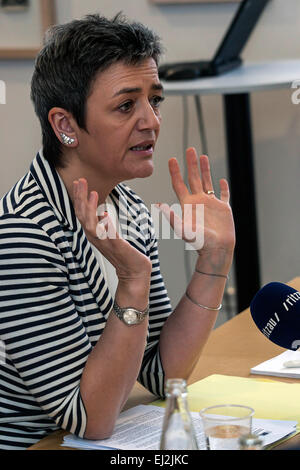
[250,282,300,350]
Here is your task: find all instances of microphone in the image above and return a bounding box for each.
[250,282,300,350]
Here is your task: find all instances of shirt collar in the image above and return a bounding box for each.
[30,149,78,231]
[30,149,140,235]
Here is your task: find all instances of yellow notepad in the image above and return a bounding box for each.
[153,374,300,423]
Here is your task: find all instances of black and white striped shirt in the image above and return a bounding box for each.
[0,151,172,450]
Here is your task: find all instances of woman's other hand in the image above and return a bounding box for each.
[73,179,152,290]
[157,147,235,261]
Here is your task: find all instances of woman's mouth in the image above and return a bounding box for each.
[129,143,154,156]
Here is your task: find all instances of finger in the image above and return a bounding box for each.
[219,178,230,204]
[156,203,183,239]
[199,154,214,194]
[186,147,203,194]
[78,178,88,201]
[168,158,189,201]
[88,190,98,209]
[86,191,99,232]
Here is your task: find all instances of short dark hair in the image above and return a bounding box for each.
[30,13,163,168]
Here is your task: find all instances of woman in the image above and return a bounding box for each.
[0,13,235,449]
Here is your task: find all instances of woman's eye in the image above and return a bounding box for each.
[151,95,165,108]
[118,101,133,113]
[117,96,165,113]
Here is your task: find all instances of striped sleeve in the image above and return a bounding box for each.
[0,215,89,438]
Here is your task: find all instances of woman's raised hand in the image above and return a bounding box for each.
[72,178,152,284]
[157,147,235,257]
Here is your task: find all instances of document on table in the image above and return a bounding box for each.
[62,404,297,450]
[251,350,300,379]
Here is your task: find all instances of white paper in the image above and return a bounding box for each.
[251,350,300,378]
[61,404,297,450]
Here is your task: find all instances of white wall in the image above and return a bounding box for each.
[0,0,299,313]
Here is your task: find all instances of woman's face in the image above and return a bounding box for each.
[74,57,164,183]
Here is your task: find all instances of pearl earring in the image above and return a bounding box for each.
[60,133,75,145]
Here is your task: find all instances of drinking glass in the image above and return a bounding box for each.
[199,404,254,450]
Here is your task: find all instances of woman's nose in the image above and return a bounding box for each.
[136,102,161,132]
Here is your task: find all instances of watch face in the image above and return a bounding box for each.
[123,309,138,325]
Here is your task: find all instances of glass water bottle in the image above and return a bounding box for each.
[160,378,198,450]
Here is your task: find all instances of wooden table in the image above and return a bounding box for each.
[28,277,300,450]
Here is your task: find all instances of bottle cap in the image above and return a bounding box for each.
[165,378,187,395]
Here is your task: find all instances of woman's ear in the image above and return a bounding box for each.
[48,107,78,147]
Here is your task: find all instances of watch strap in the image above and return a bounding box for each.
[113,299,149,326]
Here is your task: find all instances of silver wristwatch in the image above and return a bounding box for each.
[113,300,149,326]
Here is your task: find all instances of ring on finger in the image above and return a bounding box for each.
[206,190,215,195]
